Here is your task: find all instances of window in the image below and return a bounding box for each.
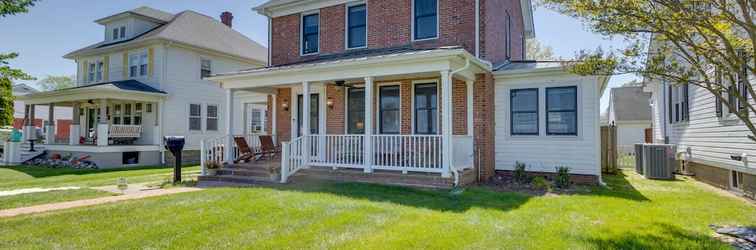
[347,87,365,134]
[302,13,319,54]
[122,152,139,165]
[134,103,143,125]
[379,86,400,134]
[129,54,139,77]
[668,84,689,123]
[96,61,104,82]
[112,28,119,40]
[546,86,578,135]
[413,0,437,40]
[139,53,148,76]
[189,104,202,131]
[737,50,751,113]
[123,103,132,125]
[206,104,219,131]
[119,26,125,39]
[113,104,122,124]
[88,62,96,82]
[347,4,367,49]
[414,83,437,134]
[200,59,212,78]
[146,103,152,113]
[249,109,263,133]
[113,26,126,40]
[732,170,744,190]
[297,94,320,136]
[511,88,538,135]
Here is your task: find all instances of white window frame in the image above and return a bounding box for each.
[345,1,368,50]
[87,62,96,83]
[139,53,148,77]
[377,82,402,134]
[119,26,126,39]
[206,104,220,132]
[300,10,321,56]
[410,79,439,135]
[344,85,367,134]
[200,58,212,79]
[411,0,440,42]
[96,61,104,82]
[188,103,203,132]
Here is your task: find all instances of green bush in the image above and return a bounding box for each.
[513,161,528,184]
[555,166,571,189]
[532,176,552,191]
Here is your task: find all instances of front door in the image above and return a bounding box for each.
[86,108,96,139]
[297,94,320,137]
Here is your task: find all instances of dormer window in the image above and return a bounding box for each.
[112,26,126,40]
[88,62,96,82]
[413,0,438,40]
[301,13,319,55]
[200,58,212,78]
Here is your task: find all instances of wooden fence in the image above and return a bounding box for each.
[601,125,619,174]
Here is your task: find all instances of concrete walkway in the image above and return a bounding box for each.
[0,187,201,218]
[0,187,81,197]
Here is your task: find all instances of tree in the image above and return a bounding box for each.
[37,75,74,91]
[541,0,755,141]
[0,0,39,126]
[526,39,556,60]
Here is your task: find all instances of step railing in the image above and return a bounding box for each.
[199,135,233,176]
[281,136,305,183]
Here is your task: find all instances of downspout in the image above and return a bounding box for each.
[448,58,471,187]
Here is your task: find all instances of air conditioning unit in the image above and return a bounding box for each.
[634,144,644,175]
[641,144,677,180]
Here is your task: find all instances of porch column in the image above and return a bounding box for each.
[363,76,374,173]
[441,70,452,178]
[302,81,311,166]
[70,103,80,145]
[23,104,34,141]
[224,89,235,163]
[155,100,163,146]
[466,80,474,136]
[96,99,109,146]
[45,104,55,144]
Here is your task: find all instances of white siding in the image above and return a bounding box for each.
[494,74,602,176]
[616,122,651,154]
[233,92,269,135]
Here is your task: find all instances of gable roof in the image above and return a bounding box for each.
[66,8,268,64]
[609,86,652,122]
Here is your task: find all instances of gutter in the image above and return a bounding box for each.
[448,58,471,187]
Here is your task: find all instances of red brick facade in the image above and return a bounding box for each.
[474,73,496,181]
[274,88,292,142]
[269,0,525,66]
[325,84,345,134]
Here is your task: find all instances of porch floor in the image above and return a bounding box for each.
[198,160,477,189]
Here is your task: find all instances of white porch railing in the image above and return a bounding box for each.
[109,125,142,138]
[280,136,305,183]
[372,134,443,173]
[309,135,365,168]
[200,135,232,176]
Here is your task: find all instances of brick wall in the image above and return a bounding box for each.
[688,161,755,199]
[326,84,345,134]
[270,0,481,66]
[452,79,467,135]
[480,0,525,63]
[400,80,412,134]
[275,88,292,141]
[474,73,495,181]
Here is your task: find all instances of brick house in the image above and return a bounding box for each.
[205,0,609,187]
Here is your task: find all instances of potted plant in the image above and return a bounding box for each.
[205,160,222,176]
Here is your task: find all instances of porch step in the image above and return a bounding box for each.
[198,175,278,184]
[198,163,280,185]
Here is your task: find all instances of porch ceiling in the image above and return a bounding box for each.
[211,47,490,89]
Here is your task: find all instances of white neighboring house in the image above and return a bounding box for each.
[606,86,652,154]
[644,38,755,198]
[17,7,268,167]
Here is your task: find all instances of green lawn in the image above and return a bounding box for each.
[0,188,114,210]
[0,170,753,249]
[0,165,201,190]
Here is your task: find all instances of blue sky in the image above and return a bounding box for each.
[0,0,639,111]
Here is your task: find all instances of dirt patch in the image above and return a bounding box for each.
[482,174,592,196]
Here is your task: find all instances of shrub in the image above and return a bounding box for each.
[532,176,552,191]
[513,161,528,184]
[555,166,571,189]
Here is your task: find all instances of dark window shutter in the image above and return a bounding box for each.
[715,68,723,117]
[668,85,674,123]
[682,84,689,121]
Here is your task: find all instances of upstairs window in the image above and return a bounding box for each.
[88,62,96,82]
[112,28,119,40]
[511,88,538,135]
[112,26,126,40]
[96,61,104,82]
[129,54,139,77]
[200,58,212,79]
[546,86,578,135]
[347,4,367,49]
[119,26,125,39]
[413,0,437,40]
[139,53,148,76]
[302,13,319,55]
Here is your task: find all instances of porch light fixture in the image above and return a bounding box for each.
[327,97,334,109]
[282,99,289,111]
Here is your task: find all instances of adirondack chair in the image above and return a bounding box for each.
[256,135,280,161]
[233,136,255,163]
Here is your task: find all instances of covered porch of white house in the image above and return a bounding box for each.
[16,81,167,153]
[204,48,490,186]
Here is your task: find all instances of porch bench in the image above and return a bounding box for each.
[109,125,142,145]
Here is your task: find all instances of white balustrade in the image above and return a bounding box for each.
[281,136,305,183]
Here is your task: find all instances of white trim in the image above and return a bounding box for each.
[344,1,368,50]
[188,103,203,132]
[411,0,440,42]
[205,103,221,132]
[501,81,584,141]
[474,0,480,58]
[376,82,402,134]
[410,79,440,135]
[300,10,321,56]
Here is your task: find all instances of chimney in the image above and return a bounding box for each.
[221,11,233,28]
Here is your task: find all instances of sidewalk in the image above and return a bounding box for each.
[0,187,201,218]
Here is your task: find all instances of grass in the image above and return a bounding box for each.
[0,188,114,210]
[0,169,754,249]
[0,165,201,190]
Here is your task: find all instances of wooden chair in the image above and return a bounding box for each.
[233,136,255,163]
[256,135,281,161]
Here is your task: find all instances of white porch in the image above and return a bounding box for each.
[204,48,488,184]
